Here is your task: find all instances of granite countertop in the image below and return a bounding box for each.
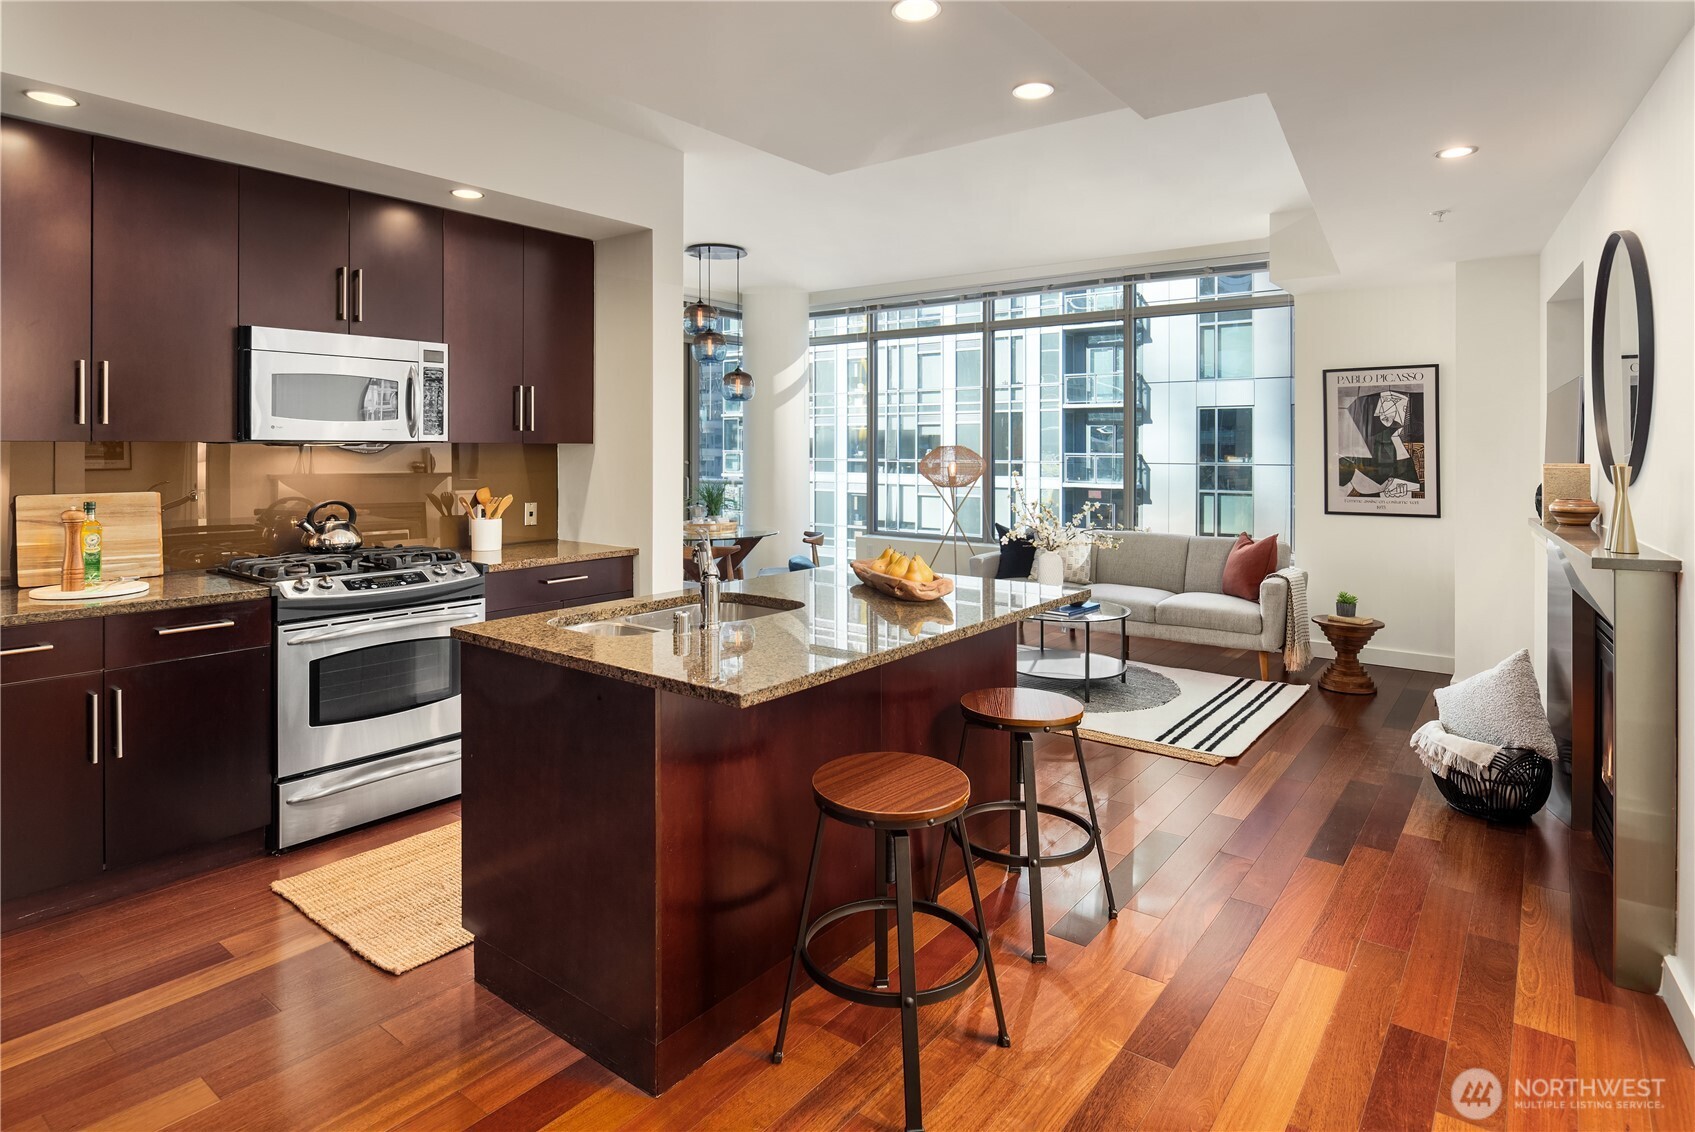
[1,573,270,627]
[468,540,639,572]
[453,567,1085,708]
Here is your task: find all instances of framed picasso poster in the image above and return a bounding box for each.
[1322,364,1440,518]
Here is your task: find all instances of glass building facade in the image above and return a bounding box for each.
[684,309,746,514]
[807,267,1293,565]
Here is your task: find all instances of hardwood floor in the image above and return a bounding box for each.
[5,633,1693,1131]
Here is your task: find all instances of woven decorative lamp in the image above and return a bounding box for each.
[918,445,985,573]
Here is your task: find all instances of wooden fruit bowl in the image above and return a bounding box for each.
[850,560,955,602]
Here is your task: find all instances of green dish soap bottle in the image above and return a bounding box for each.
[81,501,103,587]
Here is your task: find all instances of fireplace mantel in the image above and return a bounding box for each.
[1534,515,1679,991]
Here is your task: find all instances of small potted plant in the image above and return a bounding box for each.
[1335,590,1359,617]
[696,482,730,522]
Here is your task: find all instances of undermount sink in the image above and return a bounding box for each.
[621,600,796,630]
[560,619,662,637]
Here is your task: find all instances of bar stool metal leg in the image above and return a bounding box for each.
[1071,725,1118,918]
[1019,733,1048,962]
[873,829,890,989]
[1007,731,1022,870]
[890,831,924,1132]
[926,726,973,904]
[771,811,827,1065]
[955,816,1011,1048]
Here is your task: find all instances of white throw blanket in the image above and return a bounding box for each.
[1278,568,1310,672]
[1412,719,1505,781]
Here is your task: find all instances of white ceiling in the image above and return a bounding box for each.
[238,2,1695,292]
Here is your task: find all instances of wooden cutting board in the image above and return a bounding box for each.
[14,492,164,586]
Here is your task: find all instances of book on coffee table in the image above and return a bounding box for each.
[1328,614,1374,625]
[1054,600,1101,617]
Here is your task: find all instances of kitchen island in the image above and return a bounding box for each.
[452,567,1082,1093]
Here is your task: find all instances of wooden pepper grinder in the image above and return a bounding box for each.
[59,509,86,592]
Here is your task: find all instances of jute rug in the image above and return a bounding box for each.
[271,821,471,975]
[1018,659,1308,766]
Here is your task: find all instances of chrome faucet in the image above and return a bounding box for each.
[691,536,721,627]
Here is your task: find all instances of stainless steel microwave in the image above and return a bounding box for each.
[240,326,447,443]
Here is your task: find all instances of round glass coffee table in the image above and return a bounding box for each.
[1016,599,1131,703]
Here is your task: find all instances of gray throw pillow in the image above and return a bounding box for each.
[1433,649,1557,761]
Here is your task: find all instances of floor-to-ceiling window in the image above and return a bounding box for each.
[684,308,746,515]
[806,266,1293,561]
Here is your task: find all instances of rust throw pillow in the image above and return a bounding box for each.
[1222,532,1278,602]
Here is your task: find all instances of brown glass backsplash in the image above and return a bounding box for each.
[1,442,558,582]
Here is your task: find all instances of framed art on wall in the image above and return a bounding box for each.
[1322,364,1440,518]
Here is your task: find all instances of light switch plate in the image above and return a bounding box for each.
[523,502,538,526]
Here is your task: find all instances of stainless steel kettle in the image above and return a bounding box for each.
[297,500,363,552]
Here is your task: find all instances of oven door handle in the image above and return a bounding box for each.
[285,610,481,646]
[283,748,461,804]
[406,365,419,440]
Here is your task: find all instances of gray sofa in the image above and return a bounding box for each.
[971,532,1301,680]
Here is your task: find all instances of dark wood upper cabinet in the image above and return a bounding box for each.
[1,118,93,442]
[445,211,527,442]
[349,191,443,342]
[524,228,595,444]
[103,648,271,870]
[238,168,350,334]
[91,137,239,442]
[1,671,105,901]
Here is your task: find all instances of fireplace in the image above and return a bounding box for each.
[1536,515,1677,991]
[1593,615,1615,865]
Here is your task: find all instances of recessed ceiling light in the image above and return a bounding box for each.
[450,188,484,200]
[1435,145,1479,160]
[1012,81,1055,101]
[891,0,940,22]
[24,90,78,108]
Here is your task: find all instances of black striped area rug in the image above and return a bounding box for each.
[1019,662,1309,766]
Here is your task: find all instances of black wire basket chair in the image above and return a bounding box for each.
[1431,746,1553,822]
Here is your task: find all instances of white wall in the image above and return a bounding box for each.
[1291,281,1458,672]
[739,288,813,574]
[1452,256,1543,678]
[1537,31,1695,1042]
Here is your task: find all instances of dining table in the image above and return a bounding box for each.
[684,528,778,580]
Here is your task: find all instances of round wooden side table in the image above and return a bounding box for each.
[1312,616,1384,695]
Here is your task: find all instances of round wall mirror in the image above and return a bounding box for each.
[1591,230,1654,484]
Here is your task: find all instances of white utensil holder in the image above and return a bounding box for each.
[469,517,503,553]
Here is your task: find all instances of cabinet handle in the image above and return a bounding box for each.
[353,268,364,323]
[0,642,54,657]
[99,361,110,425]
[526,385,536,431]
[337,266,348,321]
[88,691,100,765]
[540,575,590,585]
[513,385,524,431]
[112,687,124,760]
[76,359,87,425]
[154,618,236,636]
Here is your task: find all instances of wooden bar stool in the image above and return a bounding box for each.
[772,751,1010,1132]
[930,687,1117,963]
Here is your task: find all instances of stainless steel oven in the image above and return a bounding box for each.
[275,596,481,847]
[240,325,447,444]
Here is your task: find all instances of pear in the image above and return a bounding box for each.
[886,552,909,576]
[873,547,894,568]
[905,555,933,583]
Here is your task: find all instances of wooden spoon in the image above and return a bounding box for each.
[491,494,515,519]
[475,486,493,510]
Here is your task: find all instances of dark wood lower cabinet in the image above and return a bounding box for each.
[0,672,105,901]
[102,647,272,869]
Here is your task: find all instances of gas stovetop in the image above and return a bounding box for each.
[219,546,483,612]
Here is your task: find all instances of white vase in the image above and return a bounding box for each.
[1033,548,1064,586]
